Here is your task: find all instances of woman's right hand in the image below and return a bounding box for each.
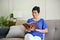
[26,29,31,32]
[25,27,35,32]
[30,27,35,31]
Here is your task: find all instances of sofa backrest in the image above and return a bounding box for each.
[45,20,60,40]
[16,20,26,25]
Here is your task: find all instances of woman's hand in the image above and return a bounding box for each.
[26,28,31,32]
[30,26,35,31]
[26,27,35,32]
[35,28,48,34]
[35,29,41,32]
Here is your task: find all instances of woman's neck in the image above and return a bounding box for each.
[33,16,40,21]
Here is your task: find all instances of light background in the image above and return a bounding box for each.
[0,0,60,20]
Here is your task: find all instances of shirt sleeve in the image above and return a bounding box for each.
[27,19,31,23]
[42,19,48,29]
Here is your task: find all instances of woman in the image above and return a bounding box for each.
[24,6,48,40]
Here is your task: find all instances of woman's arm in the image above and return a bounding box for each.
[35,28,48,34]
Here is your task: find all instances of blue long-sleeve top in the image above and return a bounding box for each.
[26,18,48,39]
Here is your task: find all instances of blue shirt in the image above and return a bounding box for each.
[26,18,48,39]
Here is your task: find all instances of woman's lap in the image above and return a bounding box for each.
[24,33,41,40]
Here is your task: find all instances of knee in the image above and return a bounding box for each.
[25,33,33,38]
[24,34,33,40]
[34,36,41,40]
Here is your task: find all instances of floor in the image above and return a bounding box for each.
[0,38,24,40]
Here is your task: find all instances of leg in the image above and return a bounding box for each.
[34,36,41,40]
[24,33,34,40]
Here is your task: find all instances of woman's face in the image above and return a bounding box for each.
[32,10,39,18]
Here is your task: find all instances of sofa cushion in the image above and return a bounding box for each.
[6,25,26,38]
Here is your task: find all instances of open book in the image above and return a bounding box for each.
[23,22,39,30]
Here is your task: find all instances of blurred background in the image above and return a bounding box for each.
[0,0,60,20]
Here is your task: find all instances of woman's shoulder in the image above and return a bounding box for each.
[27,18,33,23]
[39,18,45,21]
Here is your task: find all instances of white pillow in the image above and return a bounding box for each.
[6,25,26,38]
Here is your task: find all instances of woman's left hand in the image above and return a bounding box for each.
[35,28,48,34]
[35,29,41,32]
[35,29,40,32]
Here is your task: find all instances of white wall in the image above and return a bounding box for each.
[0,0,60,20]
[0,0,1,16]
[12,0,46,20]
[0,0,9,17]
[46,0,60,20]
